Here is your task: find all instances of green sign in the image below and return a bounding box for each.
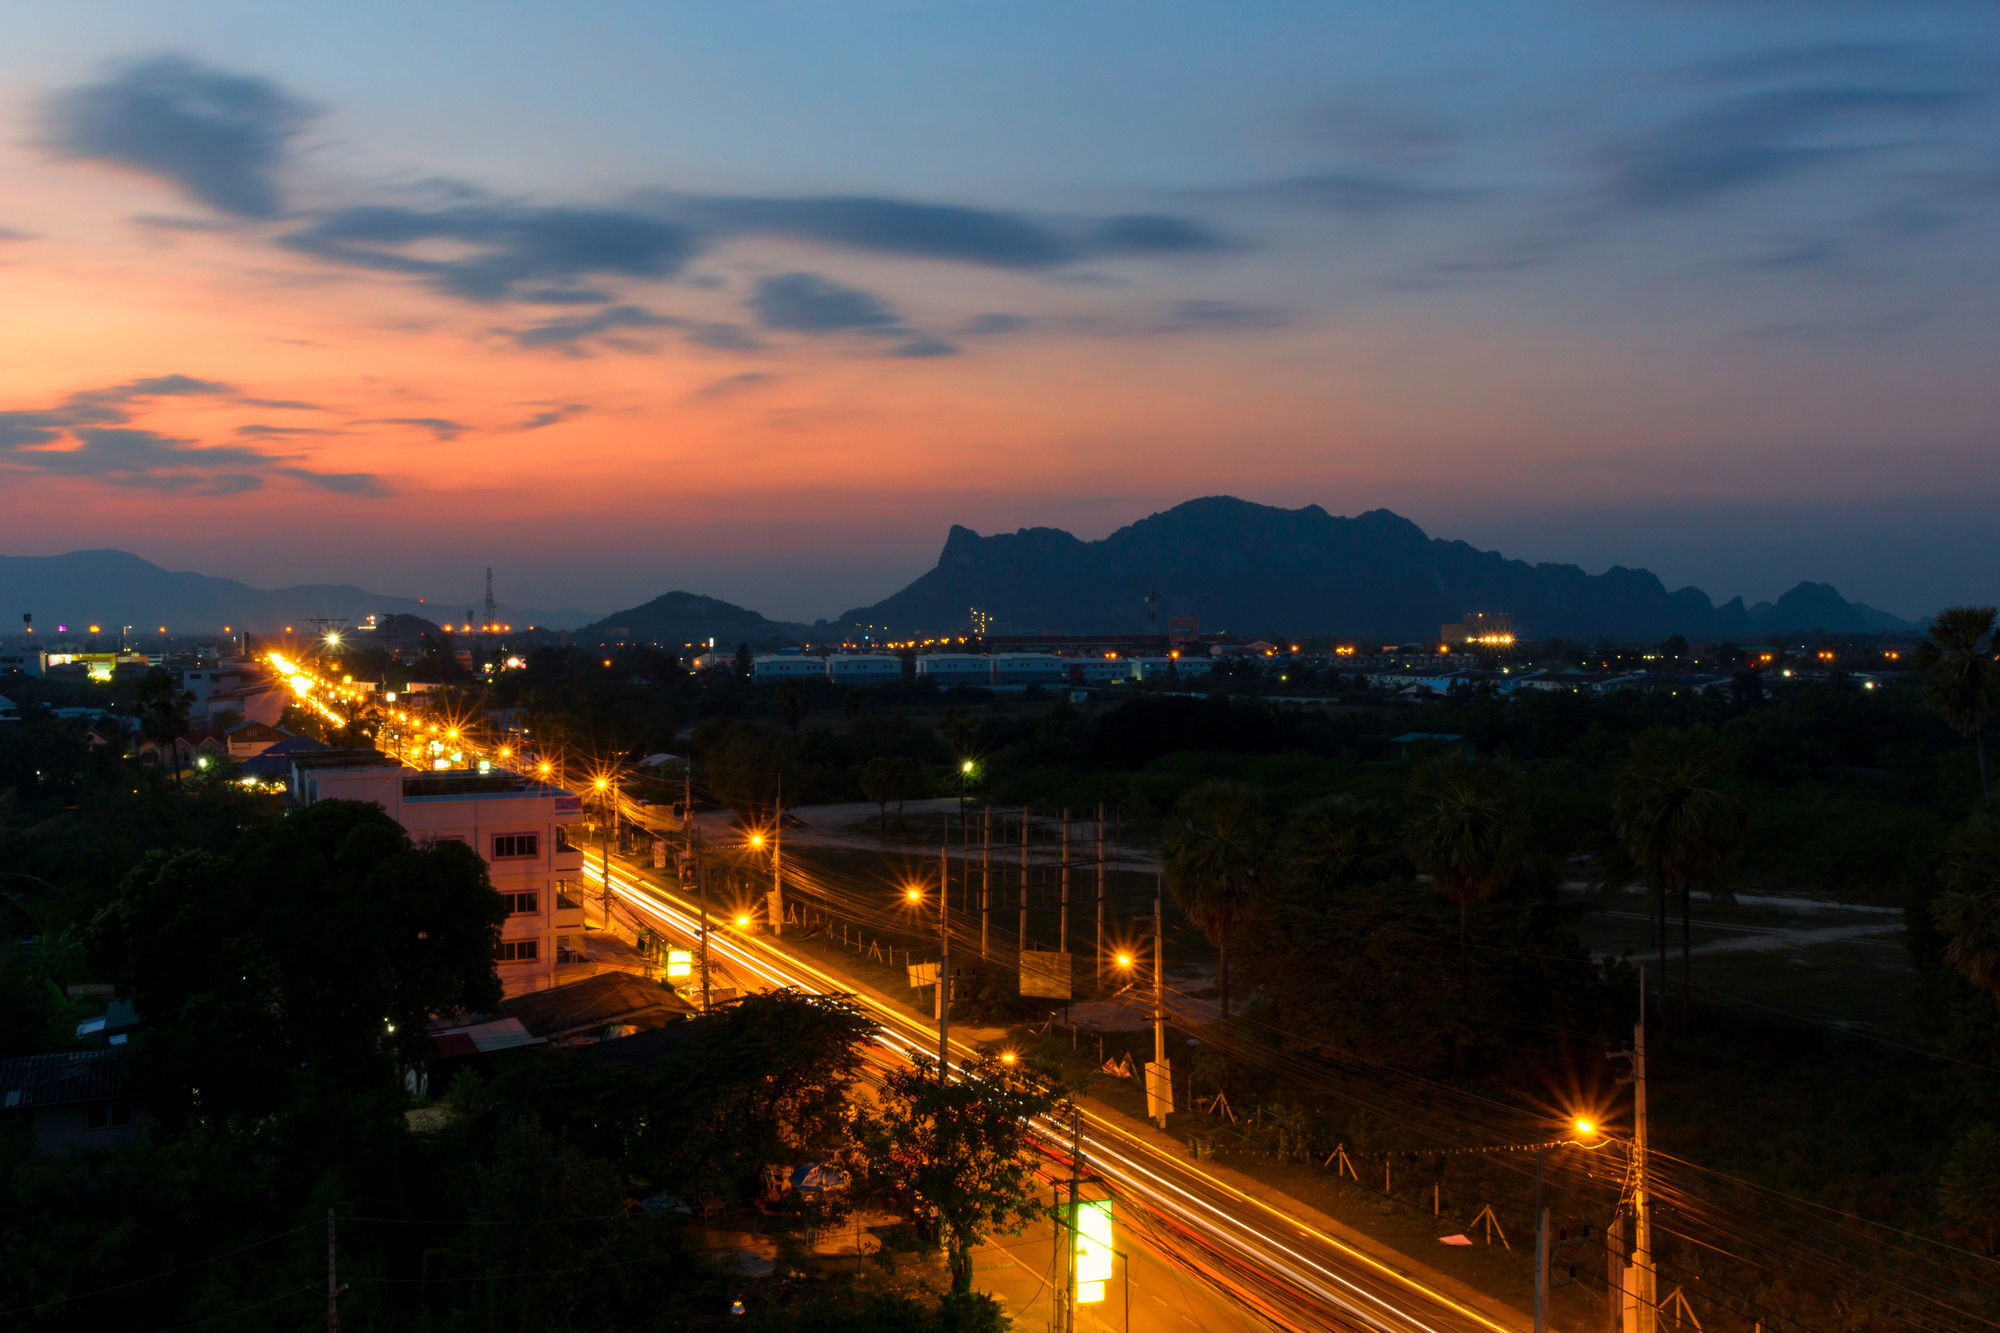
[1075,1199,1112,1304]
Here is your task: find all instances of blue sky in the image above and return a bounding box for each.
[2,2,1996,619]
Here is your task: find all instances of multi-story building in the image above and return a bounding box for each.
[288,753,587,995]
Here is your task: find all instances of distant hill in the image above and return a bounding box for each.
[0,549,595,634]
[826,497,1917,642]
[575,591,811,651]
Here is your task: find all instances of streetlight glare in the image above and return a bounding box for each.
[1575,1119,1596,1136]
[1115,953,1134,969]
[748,833,765,847]
[905,886,922,902]
[961,759,975,773]
[736,914,751,927]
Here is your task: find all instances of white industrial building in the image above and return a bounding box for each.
[751,654,825,682]
[826,654,903,684]
[915,654,994,684]
[990,653,1064,686]
[288,754,588,995]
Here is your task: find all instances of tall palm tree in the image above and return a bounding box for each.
[137,667,192,805]
[1614,726,1741,1021]
[1162,780,1269,1033]
[1913,606,2000,800]
[1284,793,1396,899]
[1934,809,2000,1014]
[1404,756,1524,961]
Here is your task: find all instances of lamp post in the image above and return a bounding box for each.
[1112,868,1170,1129]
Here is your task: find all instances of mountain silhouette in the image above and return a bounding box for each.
[577,591,811,650]
[827,497,1914,641]
[0,549,594,634]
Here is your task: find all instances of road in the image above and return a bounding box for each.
[582,849,1524,1333]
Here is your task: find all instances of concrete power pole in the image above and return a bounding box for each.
[1150,865,1170,1130]
[1633,971,1656,1333]
[1060,808,1070,956]
[770,773,783,937]
[1095,804,1105,980]
[938,821,950,1079]
[1018,809,1029,953]
[981,805,991,961]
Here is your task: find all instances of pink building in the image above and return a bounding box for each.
[289,753,588,995]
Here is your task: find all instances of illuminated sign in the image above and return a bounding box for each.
[1074,1199,1112,1304]
[666,949,693,980]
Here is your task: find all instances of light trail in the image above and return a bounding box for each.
[582,854,1516,1333]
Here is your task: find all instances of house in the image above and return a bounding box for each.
[500,971,696,1043]
[290,753,589,996]
[224,720,291,759]
[0,1049,148,1154]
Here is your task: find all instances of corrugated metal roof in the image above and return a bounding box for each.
[0,1049,126,1109]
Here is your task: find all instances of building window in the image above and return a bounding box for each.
[497,940,539,962]
[491,833,539,860]
[503,892,539,915]
[86,1099,132,1130]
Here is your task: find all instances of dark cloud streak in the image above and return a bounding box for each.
[40,55,312,218]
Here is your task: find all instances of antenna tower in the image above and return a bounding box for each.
[482,567,497,635]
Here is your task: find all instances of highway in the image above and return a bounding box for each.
[580,849,1519,1333]
[266,652,1522,1333]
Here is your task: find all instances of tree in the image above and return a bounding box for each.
[1614,726,1741,1020]
[1404,755,1524,961]
[860,756,900,830]
[1283,793,1397,900]
[1938,1122,2000,1254]
[1933,809,2000,1014]
[1162,779,1269,1031]
[87,799,507,1122]
[734,641,754,679]
[870,1052,1062,1295]
[136,668,192,802]
[775,679,811,739]
[1913,606,2000,799]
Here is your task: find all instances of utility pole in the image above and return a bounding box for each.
[938,819,950,1080]
[1069,1103,1086,1333]
[1633,968,1655,1333]
[1150,865,1169,1130]
[1060,808,1070,956]
[325,1207,344,1332]
[682,763,693,858]
[696,831,711,1014]
[1534,1145,1548,1333]
[770,773,783,937]
[1095,804,1105,980]
[981,805,991,961]
[1019,808,1029,953]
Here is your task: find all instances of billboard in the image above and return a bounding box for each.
[1019,950,1072,1000]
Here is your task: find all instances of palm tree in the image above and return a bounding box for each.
[1614,726,1741,1021]
[1404,756,1524,961]
[1913,606,2000,800]
[1161,780,1269,1033]
[1284,793,1396,899]
[137,667,192,804]
[1934,809,2000,1014]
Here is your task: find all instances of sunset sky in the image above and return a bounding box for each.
[3,3,1997,621]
